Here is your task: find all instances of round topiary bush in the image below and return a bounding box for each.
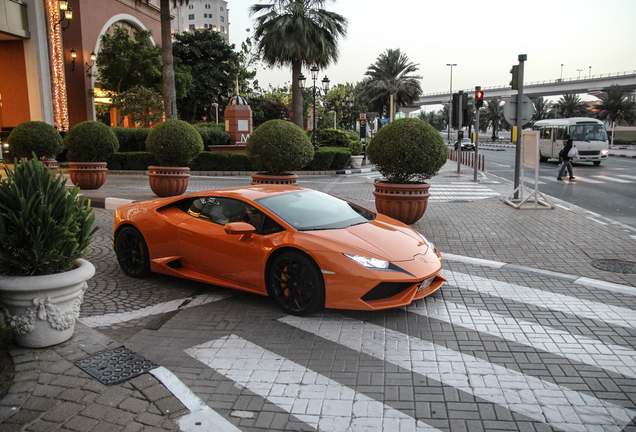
[146,120,203,167]
[64,121,119,162]
[368,118,447,184]
[7,121,64,160]
[246,120,314,175]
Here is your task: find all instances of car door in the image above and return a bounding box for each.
[176,197,265,290]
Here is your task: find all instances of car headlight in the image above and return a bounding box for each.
[418,232,440,258]
[344,254,389,269]
[601,149,609,155]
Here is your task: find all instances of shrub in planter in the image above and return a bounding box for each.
[328,147,352,170]
[317,128,350,147]
[0,158,97,347]
[64,121,119,162]
[64,121,119,189]
[146,119,203,167]
[7,121,64,160]
[146,120,203,197]
[246,120,313,176]
[349,140,363,156]
[368,118,447,183]
[0,159,96,275]
[367,118,448,224]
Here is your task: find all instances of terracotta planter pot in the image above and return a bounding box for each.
[0,259,95,348]
[373,181,431,225]
[68,162,107,190]
[148,166,191,197]
[250,173,298,186]
[41,158,59,174]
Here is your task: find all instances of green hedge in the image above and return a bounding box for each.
[317,128,351,147]
[195,124,231,147]
[104,148,350,171]
[112,127,151,152]
[613,138,636,145]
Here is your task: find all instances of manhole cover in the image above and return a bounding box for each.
[591,259,636,274]
[75,346,158,386]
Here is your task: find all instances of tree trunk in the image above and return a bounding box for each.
[160,0,177,120]
[292,61,303,129]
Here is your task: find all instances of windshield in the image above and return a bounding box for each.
[256,190,375,231]
[569,123,608,141]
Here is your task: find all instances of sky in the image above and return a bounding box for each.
[227,0,636,108]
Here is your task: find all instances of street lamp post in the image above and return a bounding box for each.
[446,63,456,144]
[211,103,218,124]
[298,66,330,150]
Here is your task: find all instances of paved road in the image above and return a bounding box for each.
[482,147,636,228]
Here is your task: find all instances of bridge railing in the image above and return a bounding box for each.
[419,70,636,98]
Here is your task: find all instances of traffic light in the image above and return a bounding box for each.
[451,92,468,128]
[510,65,519,90]
[475,89,484,108]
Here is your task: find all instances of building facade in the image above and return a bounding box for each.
[0,0,161,134]
[171,0,229,43]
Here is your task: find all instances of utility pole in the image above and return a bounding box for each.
[513,54,527,200]
[457,90,463,174]
[474,86,482,182]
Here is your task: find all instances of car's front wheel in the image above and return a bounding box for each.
[115,226,151,278]
[268,252,325,316]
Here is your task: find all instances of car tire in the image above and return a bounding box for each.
[593,161,601,166]
[268,252,325,316]
[539,154,548,163]
[115,226,151,278]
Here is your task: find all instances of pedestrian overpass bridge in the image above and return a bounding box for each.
[406,70,636,108]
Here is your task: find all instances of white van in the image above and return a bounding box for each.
[532,117,609,165]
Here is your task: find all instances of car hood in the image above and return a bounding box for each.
[305,219,428,262]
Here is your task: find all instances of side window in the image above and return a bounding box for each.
[540,127,551,140]
[185,197,282,235]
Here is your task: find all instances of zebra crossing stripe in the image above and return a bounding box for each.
[79,293,233,328]
[279,315,635,432]
[592,175,631,183]
[445,271,636,330]
[618,174,636,181]
[185,335,443,432]
[404,300,636,379]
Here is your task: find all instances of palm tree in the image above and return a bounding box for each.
[555,93,589,118]
[358,49,422,118]
[531,96,552,124]
[250,0,348,128]
[480,97,505,140]
[594,85,636,126]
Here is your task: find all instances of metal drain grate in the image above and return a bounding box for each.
[591,259,636,274]
[75,346,158,386]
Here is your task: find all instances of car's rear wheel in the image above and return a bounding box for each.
[268,252,325,316]
[115,226,151,278]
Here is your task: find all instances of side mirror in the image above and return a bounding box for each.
[224,222,256,240]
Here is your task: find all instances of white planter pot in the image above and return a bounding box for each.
[350,155,364,169]
[0,259,95,348]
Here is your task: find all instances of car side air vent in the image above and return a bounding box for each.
[166,258,182,269]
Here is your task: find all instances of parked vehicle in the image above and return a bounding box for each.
[113,186,445,316]
[532,118,609,165]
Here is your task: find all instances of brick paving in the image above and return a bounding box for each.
[1,158,635,431]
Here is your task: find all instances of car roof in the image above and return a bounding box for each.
[186,185,312,202]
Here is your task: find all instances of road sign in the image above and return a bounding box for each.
[379,118,390,124]
[360,113,366,120]
[503,95,534,124]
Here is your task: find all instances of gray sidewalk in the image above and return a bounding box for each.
[1,160,635,431]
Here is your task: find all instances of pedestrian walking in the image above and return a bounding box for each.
[557,138,578,180]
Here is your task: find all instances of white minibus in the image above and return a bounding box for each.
[532,117,609,165]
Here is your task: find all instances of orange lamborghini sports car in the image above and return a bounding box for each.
[112,185,445,316]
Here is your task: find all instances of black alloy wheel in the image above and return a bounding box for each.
[269,252,325,316]
[115,226,151,278]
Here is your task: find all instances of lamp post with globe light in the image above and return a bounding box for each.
[298,66,330,149]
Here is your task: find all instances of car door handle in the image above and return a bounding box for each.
[178,229,193,237]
